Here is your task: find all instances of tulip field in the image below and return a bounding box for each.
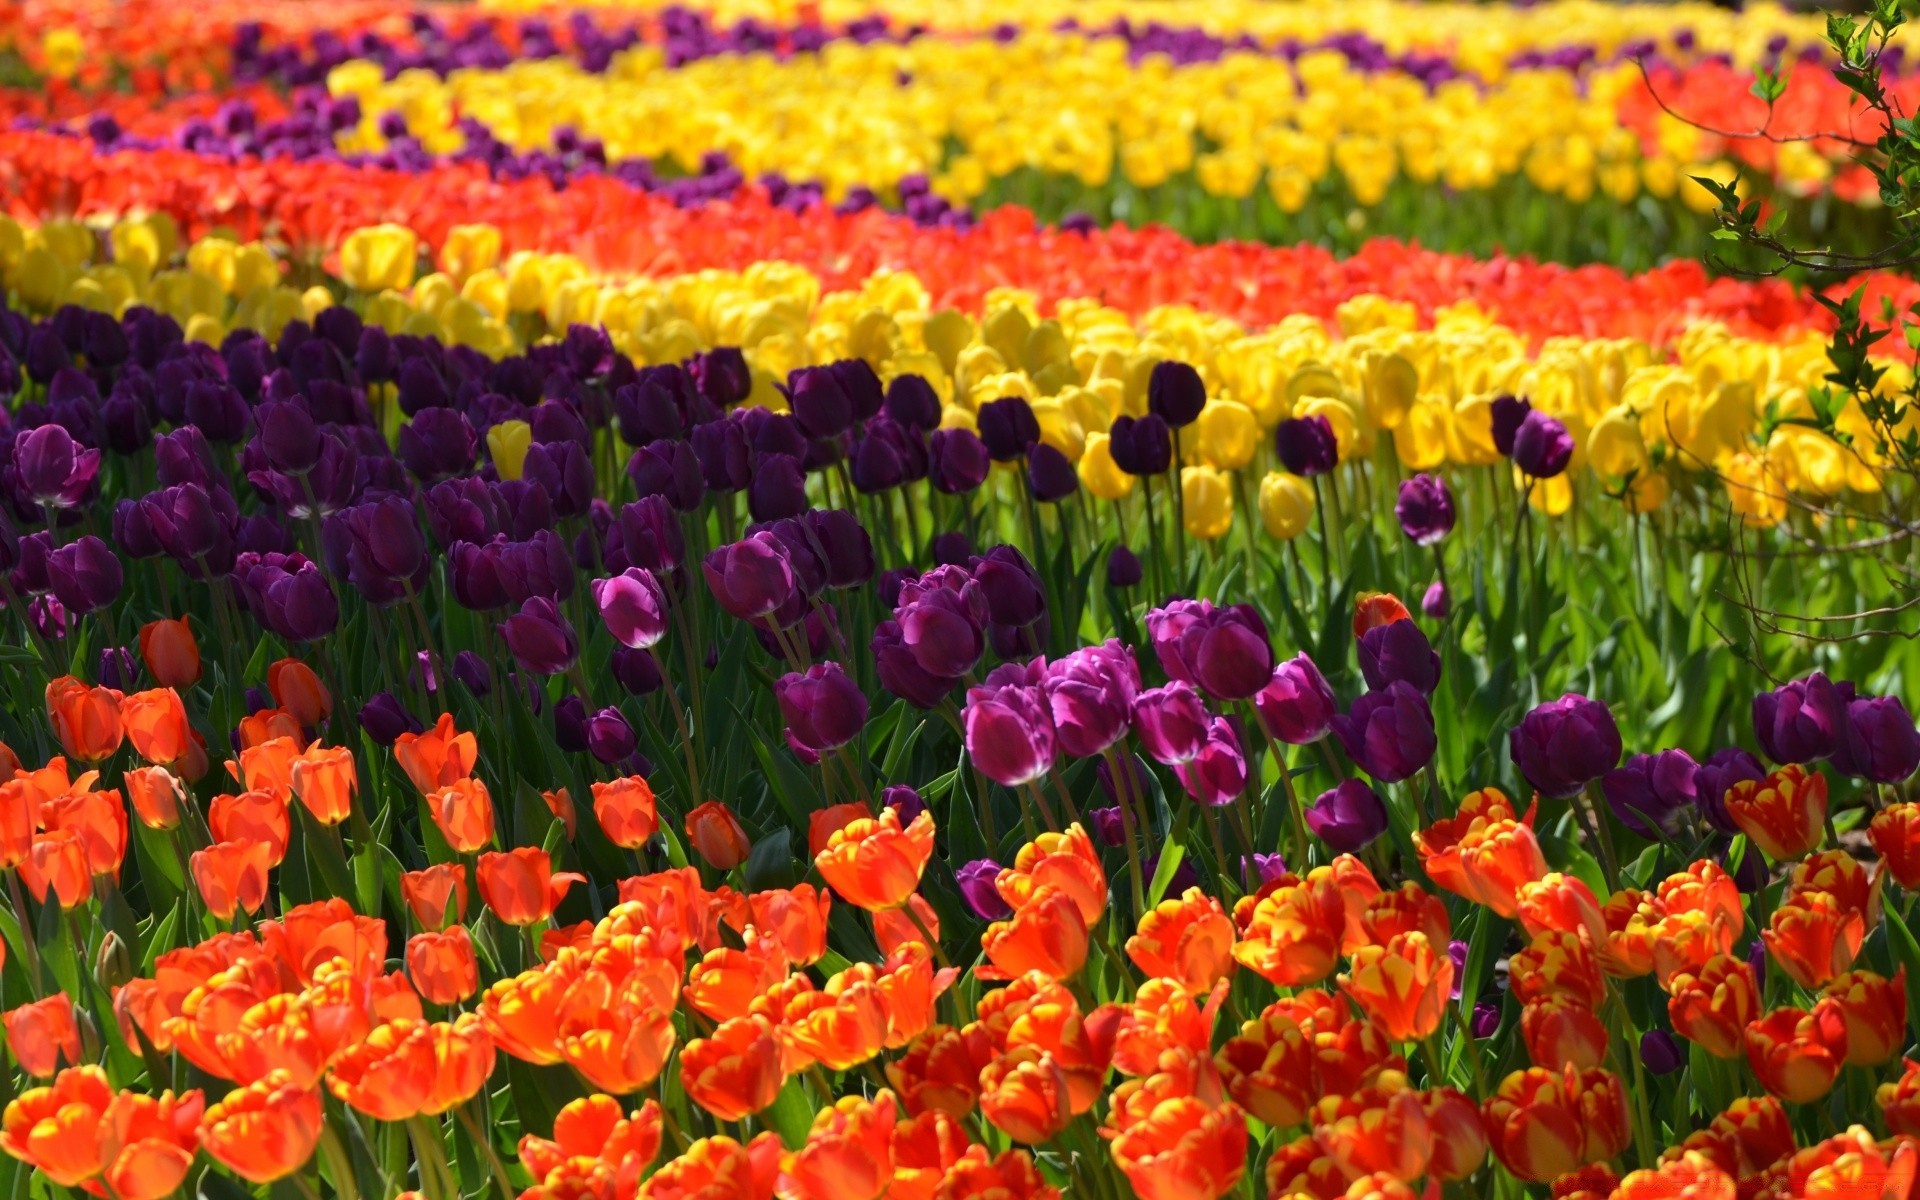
[7,0,1920,1198]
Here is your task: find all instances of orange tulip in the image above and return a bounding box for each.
[1515,873,1607,945]
[0,1065,113,1185]
[979,1048,1072,1144]
[1353,592,1411,637]
[1797,1132,1920,1200]
[747,884,832,967]
[267,659,331,728]
[591,774,659,849]
[479,962,575,1066]
[476,847,584,926]
[814,807,935,912]
[778,1092,897,1200]
[1667,955,1759,1060]
[1704,1095,1795,1180]
[1454,818,1550,918]
[3,993,82,1078]
[393,713,478,793]
[259,897,388,985]
[931,1147,1059,1200]
[873,893,942,958]
[46,676,124,763]
[644,1133,782,1200]
[1745,1006,1847,1104]
[1360,882,1451,949]
[1726,764,1826,861]
[1878,1059,1920,1137]
[407,927,480,1006]
[1109,1094,1249,1200]
[1509,930,1608,1011]
[0,779,36,869]
[888,1024,995,1119]
[1420,1088,1488,1181]
[233,735,301,798]
[1481,1065,1630,1183]
[1231,875,1345,987]
[121,689,193,765]
[92,1085,205,1200]
[191,840,272,922]
[236,709,306,752]
[1216,996,1397,1131]
[1339,931,1452,1043]
[208,789,290,865]
[518,1095,663,1186]
[981,885,1090,982]
[687,931,791,1022]
[1263,1134,1355,1200]
[289,744,356,826]
[1127,888,1236,995]
[540,787,577,840]
[681,1015,785,1122]
[808,802,870,857]
[0,742,16,784]
[426,777,494,853]
[1599,888,1659,978]
[137,617,200,688]
[1789,850,1883,926]
[556,970,679,1094]
[843,944,956,1051]
[686,801,751,869]
[21,829,93,907]
[196,1070,324,1183]
[888,1109,971,1200]
[327,1015,493,1119]
[995,824,1109,926]
[122,765,184,831]
[401,863,469,930]
[1520,996,1609,1071]
[1818,968,1906,1067]
[41,786,127,878]
[1548,1164,1622,1200]
[1763,891,1865,990]
[1870,803,1920,890]
[1611,1152,1737,1200]
[783,981,890,1071]
[1308,1072,1432,1182]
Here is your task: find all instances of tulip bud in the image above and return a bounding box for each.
[94,931,134,991]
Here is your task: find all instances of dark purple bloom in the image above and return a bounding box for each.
[1089,806,1125,846]
[523,440,595,518]
[1395,474,1455,545]
[747,452,808,522]
[1107,415,1171,477]
[884,374,941,431]
[702,532,796,621]
[963,660,1057,787]
[255,400,322,474]
[1509,693,1623,798]
[976,397,1039,461]
[1422,580,1449,619]
[499,597,579,675]
[872,619,958,708]
[1133,680,1211,765]
[1306,778,1389,852]
[232,552,338,642]
[95,645,136,690]
[593,567,670,650]
[1489,394,1530,456]
[336,496,428,587]
[1471,1001,1502,1039]
[894,566,988,679]
[45,535,122,614]
[691,419,751,492]
[804,509,874,589]
[1752,672,1852,764]
[1147,361,1206,427]
[140,484,238,578]
[358,691,421,746]
[586,707,638,765]
[785,366,853,440]
[1147,599,1273,701]
[690,347,751,408]
[1511,410,1574,478]
[1641,1030,1683,1076]
[614,495,684,573]
[1043,640,1141,758]
[927,427,990,494]
[1602,749,1700,838]
[14,425,100,509]
[397,407,477,481]
[930,532,972,567]
[882,785,927,826]
[1833,694,1920,783]
[972,545,1046,629]
[614,371,689,445]
[184,379,249,443]
[627,438,705,511]
[1332,682,1437,783]
[553,695,589,753]
[956,859,1011,920]
[1274,415,1337,477]
[1448,941,1468,998]
[850,420,910,493]
[1107,544,1142,588]
[828,359,884,423]
[1358,618,1441,695]
[1175,716,1248,806]
[775,662,868,753]
[1026,443,1077,502]
[1694,747,1764,833]
[610,645,662,696]
[453,651,493,696]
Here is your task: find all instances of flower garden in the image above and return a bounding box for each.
[0,1,1919,1198]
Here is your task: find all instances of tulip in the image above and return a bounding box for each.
[1253,653,1336,745]
[964,663,1057,788]
[956,859,1012,921]
[1026,443,1078,502]
[776,663,870,754]
[681,1015,785,1123]
[428,777,495,854]
[1832,694,1920,782]
[1150,601,1272,701]
[401,863,469,930]
[1126,888,1235,995]
[1180,466,1232,539]
[137,617,200,688]
[499,597,578,675]
[1258,471,1314,538]
[978,1049,1071,1144]
[1274,415,1337,476]
[1511,410,1574,477]
[196,1071,324,1183]
[927,428,990,493]
[1107,544,1142,588]
[1110,1094,1248,1200]
[45,536,121,614]
[1356,618,1440,695]
[1133,681,1211,765]
[1394,474,1455,545]
[686,801,751,870]
[1819,969,1905,1066]
[407,927,480,1006]
[816,808,934,912]
[977,397,1040,461]
[2,994,83,1078]
[1331,682,1435,783]
[475,847,583,926]
[1042,641,1140,759]
[46,676,123,763]
[15,425,100,508]
[1508,693,1622,799]
[1481,1065,1630,1182]
[1600,748,1699,838]
[191,840,272,921]
[1726,763,1826,860]
[1744,1006,1846,1103]
[703,532,797,621]
[121,688,193,765]
[1232,876,1345,986]
[1763,891,1864,990]
[1693,746,1763,832]
[1421,580,1449,619]
[1147,361,1207,427]
[1109,414,1172,477]
[1307,779,1389,852]
[289,745,355,825]
[1752,672,1851,764]
[591,775,658,849]
[1174,716,1248,807]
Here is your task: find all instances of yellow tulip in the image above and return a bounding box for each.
[1585,405,1649,478]
[1367,353,1419,429]
[0,216,23,274]
[1078,434,1133,501]
[439,224,503,285]
[183,313,225,345]
[1258,471,1315,540]
[488,420,534,482]
[339,224,420,293]
[1194,399,1259,470]
[14,245,71,312]
[1723,452,1786,527]
[1182,467,1235,541]
[231,243,282,299]
[186,238,239,294]
[41,28,83,80]
[1621,470,1669,514]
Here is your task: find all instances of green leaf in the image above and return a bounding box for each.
[1147,843,1184,907]
[743,828,800,893]
[765,1079,816,1149]
[1883,907,1920,1038]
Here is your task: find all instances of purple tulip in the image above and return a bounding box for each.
[1471,1001,1502,1039]
[232,552,338,642]
[930,533,972,567]
[956,859,1011,920]
[183,379,249,443]
[1509,693,1622,798]
[690,347,751,408]
[850,420,910,493]
[397,407,477,481]
[524,440,596,518]
[1133,681,1212,765]
[692,419,752,492]
[1152,602,1273,701]
[1332,682,1436,783]
[1108,415,1172,477]
[1358,618,1441,695]
[963,660,1057,787]
[973,545,1046,628]
[586,707,638,765]
[1026,443,1078,502]
[703,533,797,621]
[1421,580,1449,619]
[1307,778,1389,852]
[1641,1030,1683,1076]
[593,567,670,650]
[927,428,990,494]
[1448,941,1468,998]
[976,396,1039,461]
[872,620,959,708]
[1602,749,1699,837]
[1089,806,1125,846]
[1107,544,1142,588]
[1752,671,1852,764]
[1833,695,1920,783]
[554,695,589,753]
[1395,474,1455,545]
[885,375,941,431]
[1141,852,1201,896]
[1043,640,1141,758]
[453,651,493,696]
[141,484,238,578]
[45,535,122,614]
[1096,752,1153,808]
[499,597,579,675]
[785,366,853,440]
[610,645,662,696]
[1489,394,1530,456]
[775,662,869,753]
[1147,361,1206,427]
[747,452,808,522]
[358,691,422,746]
[803,509,874,589]
[1694,747,1764,833]
[1175,716,1247,806]
[1247,853,1289,885]
[1274,415,1338,477]
[895,566,988,679]
[615,495,684,573]
[628,438,704,512]
[1255,653,1338,745]
[255,400,322,474]
[96,645,137,691]
[882,785,927,827]
[14,425,100,509]
[615,371,690,445]
[1511,410,1574,479]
